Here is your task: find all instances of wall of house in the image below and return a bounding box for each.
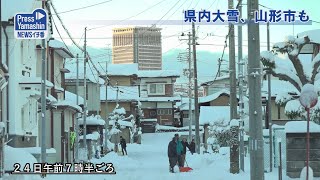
[65,82,100,114]
[108,76,132,86]
[53,110,62,162]
[5,24,43,142]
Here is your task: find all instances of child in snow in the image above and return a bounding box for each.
[120,136,127,155]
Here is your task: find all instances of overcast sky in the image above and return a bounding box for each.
[51,0,320,54]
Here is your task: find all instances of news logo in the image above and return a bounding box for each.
[14,8,48,39]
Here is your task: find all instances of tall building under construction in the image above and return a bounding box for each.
[112,26,162,70]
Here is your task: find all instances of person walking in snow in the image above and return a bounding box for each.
[168,134,179,173]
[176,135,184,167]
[189,139,195,154]
[120,136,127,155]
[181,138,190,167]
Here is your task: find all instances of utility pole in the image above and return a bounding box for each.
[83,27,88,161]
[188,32,193,143]
[40,0,47,164]
[192,22,200,154]
[74,53,79,162]
[104,56,109,153]
[248,0,264,179]
[229,0,239,174]
[238,0,245,172]
[267,22,273,172]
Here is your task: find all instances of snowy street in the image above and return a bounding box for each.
[6,132,312,180]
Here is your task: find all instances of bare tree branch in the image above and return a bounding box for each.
[269,70,301,92]
[286,36,311,85]
[311,52,320,83]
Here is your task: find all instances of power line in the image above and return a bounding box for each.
[52,0,113,15]
[88,0,169,31]
[51,15,73,54]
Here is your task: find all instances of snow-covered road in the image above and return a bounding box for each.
[5,132,319,180]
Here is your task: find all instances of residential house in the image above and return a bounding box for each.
[39,40,83,163]
[100,63,139,119]
[100,63,180,127]
[201,75,231,96]
[2,14,57,148]
[261,79,299,126]
[137,70,180,126]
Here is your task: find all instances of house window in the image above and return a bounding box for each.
[150,111,157,118]
[157,109,172,115]
[148,84,165,95]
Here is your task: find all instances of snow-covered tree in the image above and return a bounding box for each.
[135,101,144,128]
[260,32,320,123]
[207,118,231,147]
[109,104,125,152]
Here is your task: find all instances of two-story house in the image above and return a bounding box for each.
[41,40,82,163]
[137,70,180,126]
[2,15,56,148]
[100,63,180,126]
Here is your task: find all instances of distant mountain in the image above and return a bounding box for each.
[163,49,228,84]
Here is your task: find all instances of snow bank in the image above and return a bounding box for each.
[285,121,320,133]
[19,147,56,154]
[4,146,38,171]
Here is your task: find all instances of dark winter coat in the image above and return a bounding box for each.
[120,138,126,148]
[182,141,190,155]
[168,139,177,158]
[189,142,195,154]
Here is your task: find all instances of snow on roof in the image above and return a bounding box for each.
[53,100,82,112]
[199,89,230,103]
[200,75,230,85]
[109,120,133,127]
[19,147,56,154]
[199,106,230,125]
[49,40,74,58]
[100,86,139,101]
[19,77,54,88]
[4,145,38,171]
[137,70,180,78]
[107,64,138,76]
[47,94,57,103]
[65,91,84,105]
[261,79,299,97]
[79,131,100,140]
[297,29,320,44]
[285,121,320,133]
[78,115,105,126]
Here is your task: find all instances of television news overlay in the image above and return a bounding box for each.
[11,162,116,175]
